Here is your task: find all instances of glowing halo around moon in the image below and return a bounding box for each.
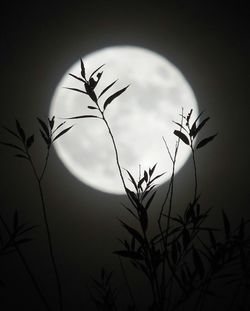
[50,46,198,194]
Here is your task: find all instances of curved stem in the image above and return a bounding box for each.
[0,213,51,311]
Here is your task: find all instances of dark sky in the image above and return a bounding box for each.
[0,1,249,310]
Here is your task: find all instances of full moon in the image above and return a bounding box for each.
[50,46,198,194]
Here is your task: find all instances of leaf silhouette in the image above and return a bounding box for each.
[103,85,129,111]
[16,120,26,142]
[149,163,157,177]
[173,121,188,133]
[196,134,217,149]
[90,64,105,79]
[64,115,100,120]
[37,118,49,138]
[26,135,34,149]
[0,141,24,152]
[192,117,210,138]
[98,80,118,98]
[63,87,87,94]
[53,121,66,133]
[53,126,73,142]
[69,73,85,83]
[48,116,55,130]
[87,105,98,110]
[80,59,86,79]
[2,126,20,140]
[145,191,156,210]
[15,154,29,160]
[120,221,144,245]
[124,169,137,191]
[173,130,189,145]
[39,130,50,145]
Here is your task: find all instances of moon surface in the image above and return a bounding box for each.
[50,46,198,194]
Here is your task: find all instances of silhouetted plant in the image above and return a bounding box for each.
[0,117,72,310]
[90,268,118,311]
[67,61,250,311]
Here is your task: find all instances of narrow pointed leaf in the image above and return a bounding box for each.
[69,73,85,83]
[26,135,34,149]
[98,80,118,98]
[103,85,129,111]
[15,154,29,160]
[2,126,20,140]
[39,130,50,145]
[53,121,66,133]
[149,163,157,177]
[80,59,85,79]
[196,134,217,149]
[48,116,55,130]
[90,64,105,79]
[120,221,144,245]
[87,105,98,110]
[173,130,189,145]
[37,118,49,138]
[124,169,137,191]
[63,87,87,94]
[0,141,24,152]
[173,121,188,133]
[16,120,26,142]
[53,126,73,142]
[145,191,156,210]
[64,115,100,120]
[192,117,210,138]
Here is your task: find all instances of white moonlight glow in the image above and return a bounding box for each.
[50,46,198,194]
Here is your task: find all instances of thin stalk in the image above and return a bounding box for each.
[27,149,63,311]
[118,256,137,310]
[191,145,198,204]
[0,213,51,311]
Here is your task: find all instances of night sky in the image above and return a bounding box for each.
[0,1,249,310]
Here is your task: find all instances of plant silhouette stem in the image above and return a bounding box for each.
[118,256,137,310]
[191,145,198,203]
[0,213,51,311]
[27,150,63,311]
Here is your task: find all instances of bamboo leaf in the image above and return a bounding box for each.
[16,120,26,142]
[2,126,20,140]
[192,117,210,138]
[90,64,105,79]
[103,85,129,111]
[39,130,50,145]
[120,221,145,245]
[173,130,189,145]
[196,134,217,149]
[69,73,85,83]
[98,80,118,98]
[48,116,55,130]
[173,121,188,133]
[124,169,137,191]
[87,105,98,110]
[145,191,156,210]
[80,59,86,79]
[63,87,87,94]
[0,141,24,152]
[53,126,73,142]
[53,121,66,133]
[64,115,100,120]
[15,154,29,160]
[37,118,49,138]
[26,135,34,149]
[149,163,157,177]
